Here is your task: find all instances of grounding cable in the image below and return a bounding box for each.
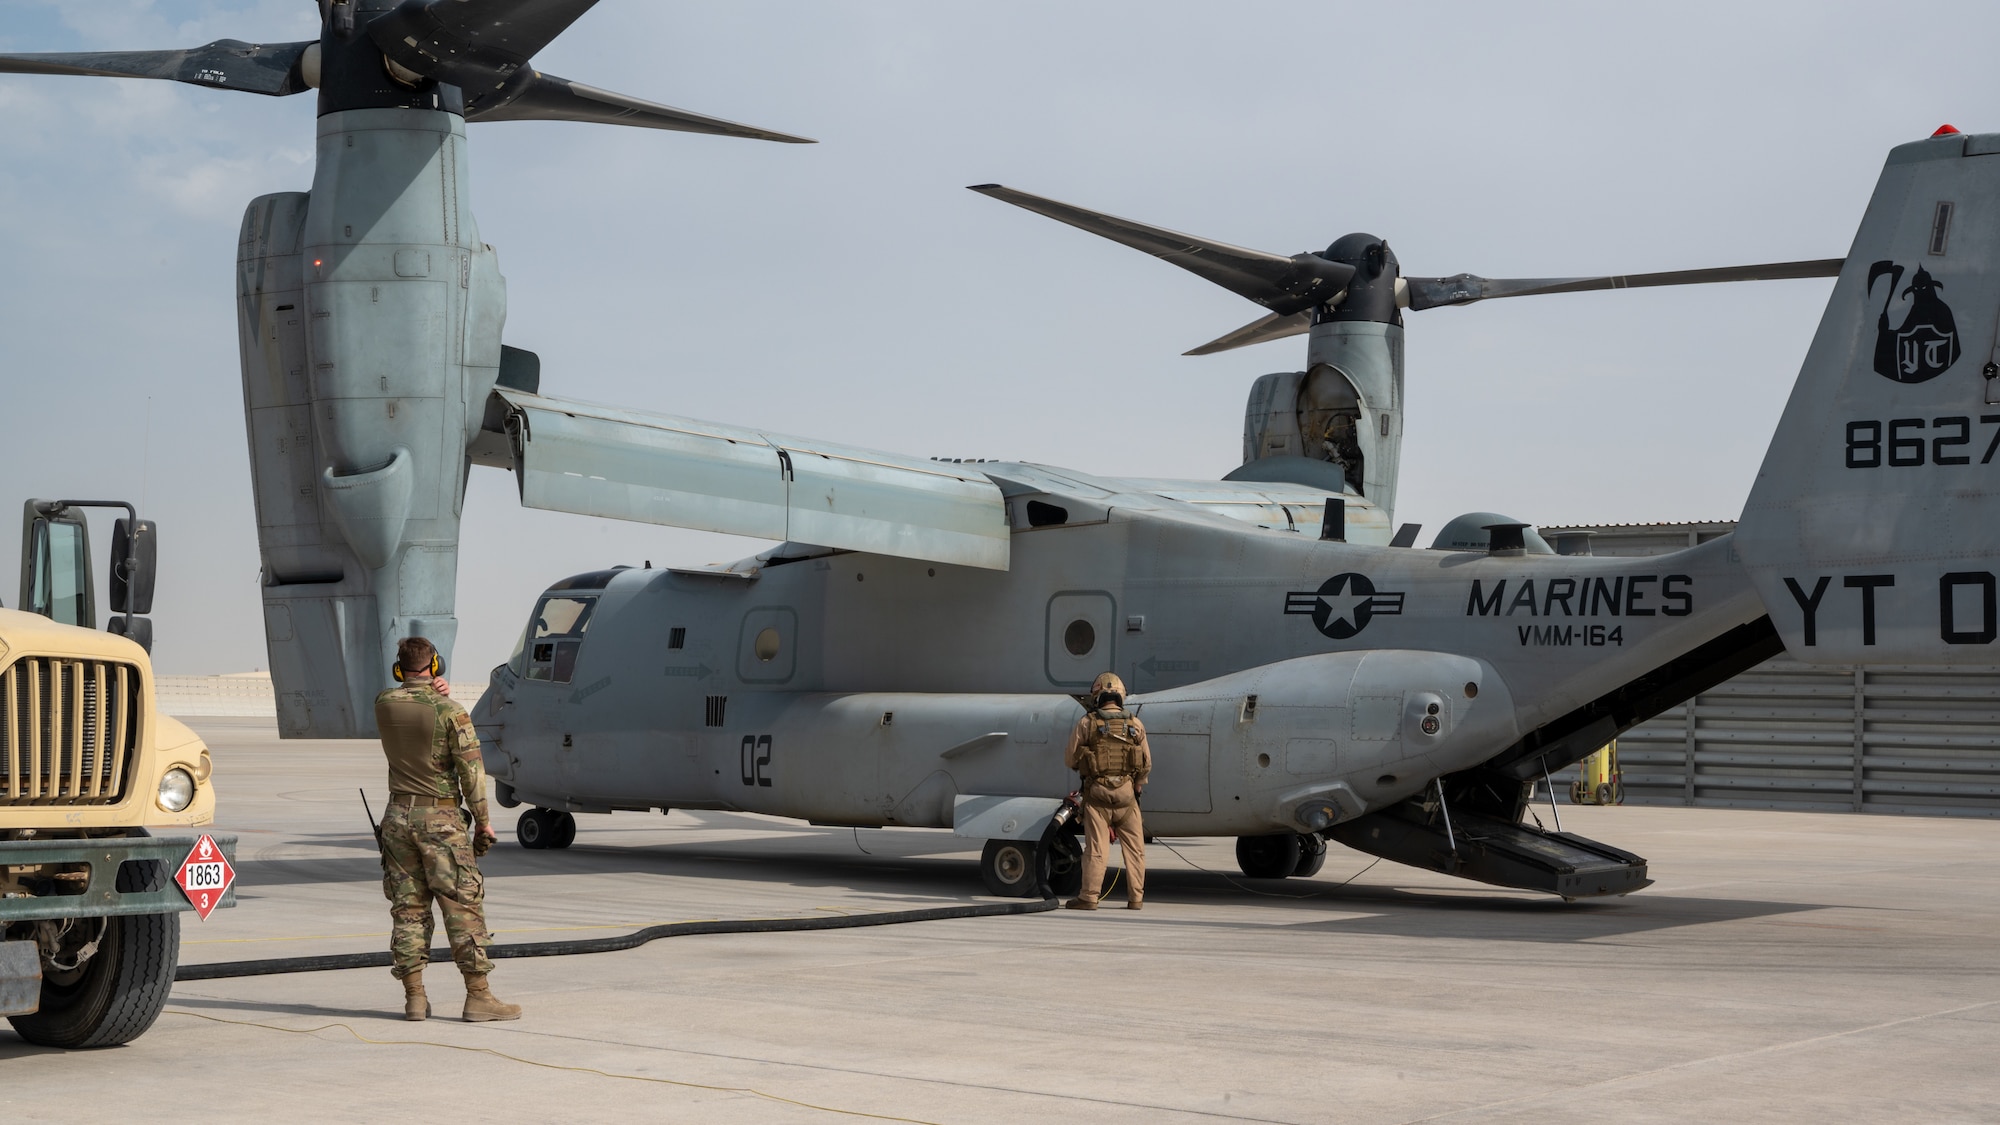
[176,897,1056,981]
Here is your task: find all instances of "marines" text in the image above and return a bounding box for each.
[1466,575,1693,618]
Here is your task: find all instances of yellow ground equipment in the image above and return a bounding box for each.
[1569,741,1625,806]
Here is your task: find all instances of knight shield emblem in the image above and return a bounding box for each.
[1869,261,1960,384]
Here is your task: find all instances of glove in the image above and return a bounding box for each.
[472,828,493,858]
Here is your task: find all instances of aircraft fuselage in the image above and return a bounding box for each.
[476,463,1762,838]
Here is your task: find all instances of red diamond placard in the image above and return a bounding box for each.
[174,834,235,921]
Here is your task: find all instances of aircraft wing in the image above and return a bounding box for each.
[493,389,1010,571]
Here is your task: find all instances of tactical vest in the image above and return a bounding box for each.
[1079,707,1140,779]
[376,687,461,799]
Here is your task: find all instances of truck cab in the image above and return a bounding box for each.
[1,499,233,1048]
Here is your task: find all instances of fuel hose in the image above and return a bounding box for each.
[175,895,1058,981]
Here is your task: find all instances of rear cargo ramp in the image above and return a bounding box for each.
[1331,808,1651,899]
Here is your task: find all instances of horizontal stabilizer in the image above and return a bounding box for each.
[495,389,1008,570]
[0,39,315,96]
[468,73,815,142]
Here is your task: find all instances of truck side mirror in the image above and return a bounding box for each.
[19,500,95,629]
[108,614,154,653]
[110,518,157,615]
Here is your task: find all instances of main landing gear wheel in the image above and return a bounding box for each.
[1292,833,1328,877]
[516,808,575,849]
[980,838,1044,897]
[1236,834,1303,879]
[1045,822,1084,899]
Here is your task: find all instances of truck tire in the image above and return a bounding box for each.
[9,861,179,1048]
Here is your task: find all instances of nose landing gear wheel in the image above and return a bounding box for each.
[515,808,550,849]
[516,808,577,850]
[547,809,578,849]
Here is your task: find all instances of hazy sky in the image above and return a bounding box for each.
[3,1,1997,676]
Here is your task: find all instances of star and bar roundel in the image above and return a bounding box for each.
[1284,573,1406,640]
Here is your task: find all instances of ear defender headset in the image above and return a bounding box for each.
[391,652,445,682]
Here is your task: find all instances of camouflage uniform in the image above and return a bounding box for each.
[1063,674,1151,909]
[374,682,493,980]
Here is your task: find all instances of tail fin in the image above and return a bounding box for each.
[1738,130,2000,662]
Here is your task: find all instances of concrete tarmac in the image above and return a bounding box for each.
[5,716,1998,1123]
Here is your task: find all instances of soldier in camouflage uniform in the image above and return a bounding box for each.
[374,636,521,1023]
[1063,672,1151,910]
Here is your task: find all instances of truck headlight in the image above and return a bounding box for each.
[158,768,195,812]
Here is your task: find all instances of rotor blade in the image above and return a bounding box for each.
[968,184,1354,315]
[1185,311,1313,356]
[0,39,316,97]
[369,0,598,91]
[1405,258,1844,311]
[466,71,814,141]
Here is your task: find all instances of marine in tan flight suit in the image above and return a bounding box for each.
[374,636,521,1023]
[1063,672,1151,910]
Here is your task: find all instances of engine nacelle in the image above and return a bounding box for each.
[1237,341,1403,521]
[236,106,506,737]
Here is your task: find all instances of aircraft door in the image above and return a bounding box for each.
[1134,700,1214,814]
[1045,591,1115,689]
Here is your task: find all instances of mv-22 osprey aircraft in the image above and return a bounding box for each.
[7,3,1998,900]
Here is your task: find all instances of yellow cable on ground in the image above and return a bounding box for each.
[164,1009,943,1125]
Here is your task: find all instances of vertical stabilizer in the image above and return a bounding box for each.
[1738,130,2000,662]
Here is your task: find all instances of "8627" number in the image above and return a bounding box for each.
[1845,415,2000,469]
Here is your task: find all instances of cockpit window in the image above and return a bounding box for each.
[533,596,596,640]
[512,594,598,683]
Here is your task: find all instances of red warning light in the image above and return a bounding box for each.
[1933,124,1962,137]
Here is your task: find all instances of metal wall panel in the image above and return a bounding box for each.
[1544,522,2000,818]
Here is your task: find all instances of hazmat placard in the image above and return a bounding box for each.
[175,834,236,921]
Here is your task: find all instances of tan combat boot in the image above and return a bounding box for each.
[401,970,430,1022]
[461,972,522,1022]
[1064,898,1098,910]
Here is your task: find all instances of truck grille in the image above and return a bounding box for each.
[0,657,142,805]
